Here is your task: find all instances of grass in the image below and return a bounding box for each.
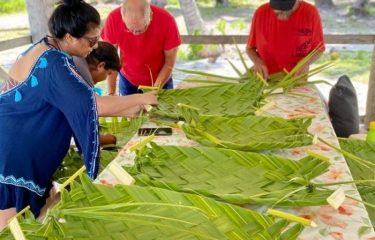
[0,0,26,15]
[313,50,372,84]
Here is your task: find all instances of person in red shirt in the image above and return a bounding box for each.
[101,0,181,95]
[247,0,325,80]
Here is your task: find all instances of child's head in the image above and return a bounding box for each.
[86,41,121,84]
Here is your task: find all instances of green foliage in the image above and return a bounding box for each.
[230,19,247,31]
[339,138,375,227]
[0,174,305,240]
[179,106,313,151]
[52,117,142,183]
[314,50,371,84]
[216,19,226,35]
[99,116,144,146]
[188,43,205,60]
[127,142,332,207]
[52,147,118,183]
[0,0,26,14]
[152,80,265,119]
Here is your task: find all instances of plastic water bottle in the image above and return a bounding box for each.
[366,121,375,142]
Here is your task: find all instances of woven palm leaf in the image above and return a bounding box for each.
[179,106,313,151]
[151,79,265,119]
[180,47,332,95]
[0,174,305,240]
[126,142,332,207]
[339,138,375,226]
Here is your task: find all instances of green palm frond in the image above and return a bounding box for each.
[52,148,118,183]
[0,174,306,240]
[179,106,313,151]
[126,142,332,207]
[179,47,333,94]
[339,138,375,226]
[151,79,266,119]
[99,116,144,146]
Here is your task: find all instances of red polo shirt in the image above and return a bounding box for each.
[247,1,325,74]
[101,5,181,86]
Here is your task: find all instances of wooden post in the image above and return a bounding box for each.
[25,0,55,43]
[365,44,375,128]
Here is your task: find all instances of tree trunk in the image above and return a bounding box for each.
[178,0,206,34]
[350,0,369,16]
[26,0,55,43]
[178,0,223,62]
[151,0,167,8]
[365,45,375,127]
[314,0,334,9]
[216,0,229,7]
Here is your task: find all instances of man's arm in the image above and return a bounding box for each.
[295,50,323,77]
[154,47,178,88]
[246,47,269,80]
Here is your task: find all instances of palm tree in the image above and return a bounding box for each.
[178,0,222,62]
[178,0,206,34]
[26,0,55,42]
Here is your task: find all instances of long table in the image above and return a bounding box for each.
[97,84,375,240]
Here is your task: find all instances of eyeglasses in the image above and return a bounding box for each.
[82,35,100,47]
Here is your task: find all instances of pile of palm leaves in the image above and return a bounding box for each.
[339,138,375,226]
[52,147,118,183]
[179,106,313,151]
[99,116,144,146]
[180,47,333,95]
[126,142,332,207]
[151,78,266,119]
[0,174,307,240]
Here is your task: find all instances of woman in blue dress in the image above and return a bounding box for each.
[0,0,158,229]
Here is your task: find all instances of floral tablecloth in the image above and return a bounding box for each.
[97,84,375,240]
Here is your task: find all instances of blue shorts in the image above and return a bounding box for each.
[118,72,173,96]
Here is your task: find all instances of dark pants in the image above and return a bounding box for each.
[118,72,173,96]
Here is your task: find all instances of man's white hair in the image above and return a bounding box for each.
[121,0,152,32]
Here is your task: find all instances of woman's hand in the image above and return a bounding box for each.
[138,91,159,106]
[96,91,158,117]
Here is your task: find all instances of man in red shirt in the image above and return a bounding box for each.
[247,0,325,79]
[101,0,181,95]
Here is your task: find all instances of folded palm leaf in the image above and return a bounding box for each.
[152,79,265,119]
[126,143,332,207]
[0,174,305,240]
[180,106,313,151]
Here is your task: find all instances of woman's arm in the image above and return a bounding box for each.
[96,91,158,117]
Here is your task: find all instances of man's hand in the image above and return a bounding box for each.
[295,64,310,79]
[246,47,269,80]
[252,59,269,80]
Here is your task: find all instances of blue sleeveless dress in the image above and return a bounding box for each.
[0,38,100,217]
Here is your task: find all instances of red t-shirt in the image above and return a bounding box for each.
[101,5,181,86]
[247,1,325,74]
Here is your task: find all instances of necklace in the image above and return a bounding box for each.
[52,38,62,51]
[45,35,62,51]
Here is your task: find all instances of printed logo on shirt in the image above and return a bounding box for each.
[295,28,313,36]
[295,39,312,57]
